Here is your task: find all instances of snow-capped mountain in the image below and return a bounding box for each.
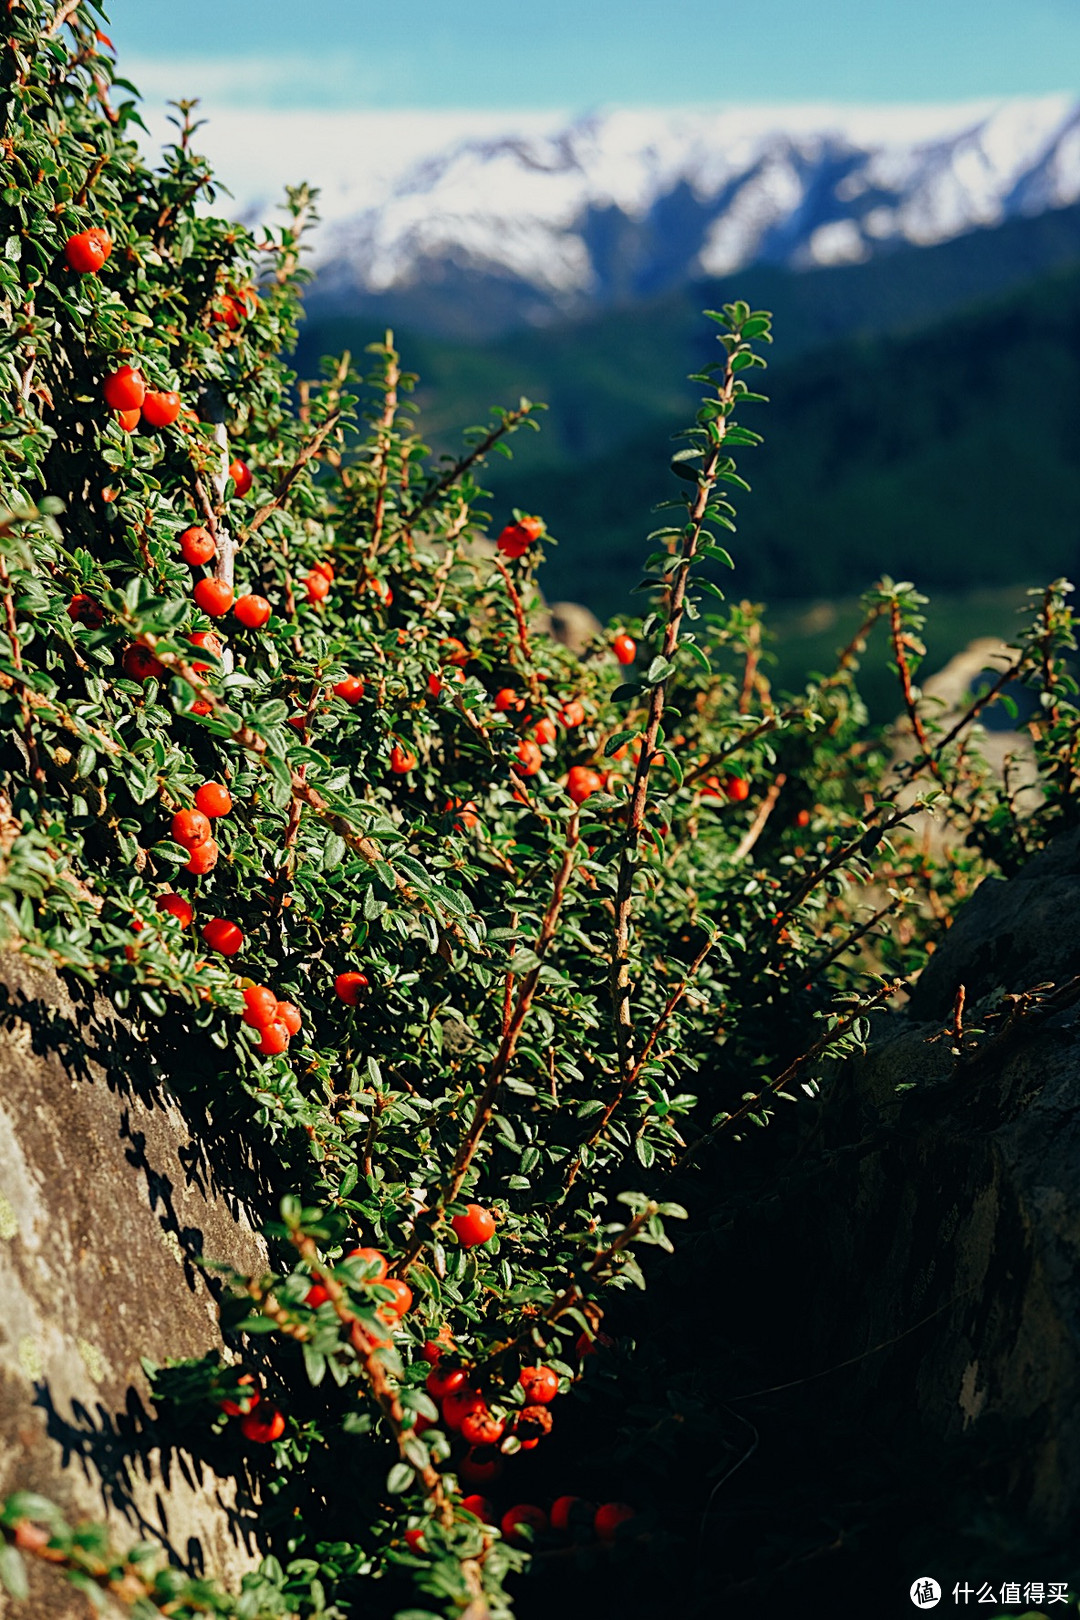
[147,95,1080,334]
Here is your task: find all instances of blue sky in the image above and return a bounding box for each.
[106,0,1080,109]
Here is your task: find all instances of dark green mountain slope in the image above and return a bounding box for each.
[488,264,1080,616]
[297,202,1080,486]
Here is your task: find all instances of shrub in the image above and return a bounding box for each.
[3,5,1080,1616]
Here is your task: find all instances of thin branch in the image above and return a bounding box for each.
[411,405,534,518]
[398,827,580,1270]
[671,980,900,1174]
[247,409,344,539]
[732,771,786,861]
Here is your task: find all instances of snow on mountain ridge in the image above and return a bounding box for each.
[140,96,1080,322]
[305,95,1080,313]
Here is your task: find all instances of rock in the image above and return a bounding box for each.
[798,828,1080,1533]
[546,601,602,655]
[0,956,267,1616]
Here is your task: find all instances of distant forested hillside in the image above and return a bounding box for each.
[297,210,1080,618]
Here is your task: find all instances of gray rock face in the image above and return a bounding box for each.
[808,826,1080,1531]
[0,957,268,1616]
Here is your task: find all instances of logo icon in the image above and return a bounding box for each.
[910,1578,942,1609]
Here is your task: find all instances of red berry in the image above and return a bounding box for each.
[195,781,232,818]
[390,744,417,775]
[460,1448,503,1486]
[428,667,465,699]
[185,837,219,875]
[171,808,211,849]
[451,1204,495,1249]
[346,1246,387,1281]
[116,407,141,433]
[567,766,603,806]
[440,637,469,666]
[404,1528,425,1552]
[121,642,164,684]
[519,1365,559,1404]
[233,593,271,629]
[421,1339,444,1365]
[257,1021,290,1056]
[575,1329,614,1360]
[594,1502,636,1541]
[65,230,109,273]
[305,569,330,603]
[67,593,104,628]
[103,365,145,412]
[201,917,244,956]
[240,1405,284,1443]
[214,294,243,330]
[462,1495,498,1524]
[613,633,636,666]
[516,1403,554,1442]
[501,1505,548,1544]
[305,1283,330,1307]
[533,716,557,746]
[496,515,543,559]
[381,1277,413,1317]
[312,558,335,581]
[193,578,234,617]
[494,688,523,713]
[242,985,279,1028]
[332,675,365,704]
[156,892,193,928]
[445,797,479,832]
[190,699,213,717]
[460,1406,505,1447]
[441,1388,483,1431]
[276,1001,302,1036]
[229,458,253,497]
[189,630,223,671]
[220,1372,259,1417]
[515,738,542,778]
[559,700,585,728]
[795,807,811,828]
[725,775,750,802]
[550,1495,587,1533]
[179,526,215,566]
[335,971,369,1005]
[141,389,182,428]
[85,226,113,262]
[426,1364,469,1399]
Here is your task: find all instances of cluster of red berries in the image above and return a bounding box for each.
[305,1246,412,1341]
[242,983,303,1057]
[177,527,270,629]
[218,1373,284,1443]
[409,1494,634,1550]
[102,362,181,435]
[701,774,750,803]
[495,515,544,560]
[304,558,335,606]
[170,781,234,876]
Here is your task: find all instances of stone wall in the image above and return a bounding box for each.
[0,956,269,1617]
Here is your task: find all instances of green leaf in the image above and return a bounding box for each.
[0,1546,28,1601]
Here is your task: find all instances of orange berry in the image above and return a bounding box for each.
[179,526,215,566]
[201,917,244,956]
[335,971,369,1005]
[141,389,182,428]
[193,578,234,617]
[233,593,270,629]
[156,892,193,927]
[171,808,211,849]
[194,781,232,818]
